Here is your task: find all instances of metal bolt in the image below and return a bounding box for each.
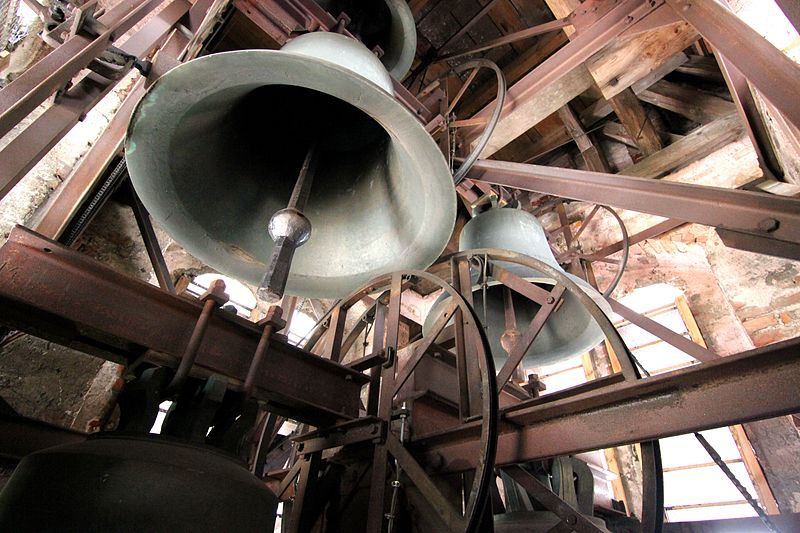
[758,218,780,233]
[546,296,555,304]
[566,515,577,525]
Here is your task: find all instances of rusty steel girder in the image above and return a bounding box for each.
[0,226,367,425]
[466,159,800,260]
[413,336,800,473]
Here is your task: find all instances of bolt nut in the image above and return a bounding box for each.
[546,296,555,304]
[566,515,578,525]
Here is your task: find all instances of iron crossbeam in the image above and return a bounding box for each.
[665,0,800,131]
[415,337,800,473]
[0,0,192,202]
[0,227,367,425]
[466,159,800,259]
[0,0,168,139]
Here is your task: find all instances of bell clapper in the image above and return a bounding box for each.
[257,142,319,302]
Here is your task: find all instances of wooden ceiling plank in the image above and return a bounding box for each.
[585,21,699,100]
[579,52,688,127]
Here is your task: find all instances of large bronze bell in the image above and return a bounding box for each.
[126,32,456,298]
[425,208,612,370]
[316,0,417,79]
[0,435,278,532]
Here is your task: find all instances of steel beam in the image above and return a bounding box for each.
[0,0,168,139]
[462,0,659,147]
[465,159,800,258]
[0,227,367,425]
[0,0,192,202]
[665,0,800,131]
[415,337,800,472]
[34,0,214,241]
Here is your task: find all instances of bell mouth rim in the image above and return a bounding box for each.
[125,49,456,299]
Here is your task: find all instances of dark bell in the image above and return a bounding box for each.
[0,435,278,532]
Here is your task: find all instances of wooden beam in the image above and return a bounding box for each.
[579,51,688,127]
[608,88,663,156]
[468,8,695,156]
[457,31,568,118]
[585,21,698,100]
[557,104,610,172]
[675,54,726,83]
[622,113,745,178]
[475,65,594,156]
[639,80,737,123]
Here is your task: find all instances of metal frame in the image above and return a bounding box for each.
[1,0,800,530]
[466,159,800,260]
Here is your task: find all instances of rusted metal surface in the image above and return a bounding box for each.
[775,0,800,32]
[439,18,571,62]
[0,0,167,139]
[715,52,783,180]
[666,0,800,131]
[34,83,144,240]
[608,298,718,363]
[466,159,800,259]
[0,227,367,424]
[415,337,800,473]
[0,0,195,203]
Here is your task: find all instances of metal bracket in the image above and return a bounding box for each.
[293,417,386,455]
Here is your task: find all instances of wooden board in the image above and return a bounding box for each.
[586,21,699,100]
[622,113,745,179]
[476,65,594,156]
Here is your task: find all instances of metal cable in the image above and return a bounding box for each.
[451,59,506,185]
[598,206,629,298]
[693,432,780,533]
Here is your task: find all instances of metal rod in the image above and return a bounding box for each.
[130,186,176,294]
[167,281,225,393]
[608,298,717,363]
[694,432,779,533]
[438,18,572,62]
[386,401,408,533]
[243,307,285,400]
[258,143,318,302]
